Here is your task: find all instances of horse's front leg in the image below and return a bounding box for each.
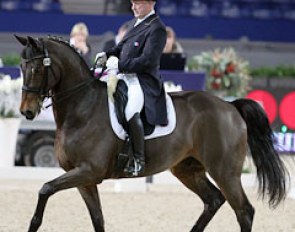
[77,185,105,232]
[28,167,102,232]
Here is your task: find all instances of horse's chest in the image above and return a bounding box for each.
[54,132,78,169]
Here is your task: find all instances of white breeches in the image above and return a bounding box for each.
[117,73,144,121]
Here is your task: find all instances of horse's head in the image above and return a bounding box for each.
[15,35,60,120]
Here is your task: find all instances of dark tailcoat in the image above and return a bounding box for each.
[105,14,168,126]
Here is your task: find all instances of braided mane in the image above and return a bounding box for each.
[47,36,93,76]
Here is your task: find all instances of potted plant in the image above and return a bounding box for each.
[188,47,251,98]
[0,74,22,167]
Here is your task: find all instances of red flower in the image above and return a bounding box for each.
[210,68,222,78]
[226,62,235,73]
[211,82,221,90]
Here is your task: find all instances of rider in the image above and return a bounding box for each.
[95,0,168,176]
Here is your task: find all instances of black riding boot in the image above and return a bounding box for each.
[124,113,145,176]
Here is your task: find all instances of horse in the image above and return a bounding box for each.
[15,35,288,232]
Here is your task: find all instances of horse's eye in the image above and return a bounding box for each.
[32,66,41,74]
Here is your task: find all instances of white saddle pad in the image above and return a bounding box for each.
[108,94,176,140]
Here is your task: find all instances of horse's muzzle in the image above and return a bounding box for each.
[21,109,35,120]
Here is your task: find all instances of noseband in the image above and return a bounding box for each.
[22,40,51,97]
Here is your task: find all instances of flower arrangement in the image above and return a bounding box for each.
[188,47,251,97]
[0,74,22,118]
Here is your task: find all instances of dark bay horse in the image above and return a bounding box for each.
[15,35,288,232]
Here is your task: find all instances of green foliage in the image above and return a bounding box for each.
[2,53,21,66]
[251,65,295,78]
[0,106,14,118]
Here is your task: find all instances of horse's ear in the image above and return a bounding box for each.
[27,36,38,48]
[14,35,27,46]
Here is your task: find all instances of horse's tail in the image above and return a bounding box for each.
[231,98,289,208]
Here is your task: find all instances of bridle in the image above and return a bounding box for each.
[22,39,52,97]
[21,38,105,108]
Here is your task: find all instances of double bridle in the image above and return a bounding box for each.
[21,39,101,108]
[22,40,52,97]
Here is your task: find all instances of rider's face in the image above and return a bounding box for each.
[130,0,154,19]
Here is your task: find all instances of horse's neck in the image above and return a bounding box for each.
[50,50,107,129]
[53,80,107,129]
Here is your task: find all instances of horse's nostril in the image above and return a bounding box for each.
[22,110,35,120]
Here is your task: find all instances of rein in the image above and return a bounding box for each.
[45,78,95,108]
[45,65,107,108]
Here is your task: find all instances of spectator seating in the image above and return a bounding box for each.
[0,0,61,13]
[156,0,295,20]
[1,0,294,20]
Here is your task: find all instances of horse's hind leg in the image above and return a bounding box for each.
[210,170,255,232]
[171,158,225,232]
[77,185,104,232]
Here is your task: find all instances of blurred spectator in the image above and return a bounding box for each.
[102,21,130,51]
[163,26,184,54]
[160,26,186,71]
[70,22,92,67]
